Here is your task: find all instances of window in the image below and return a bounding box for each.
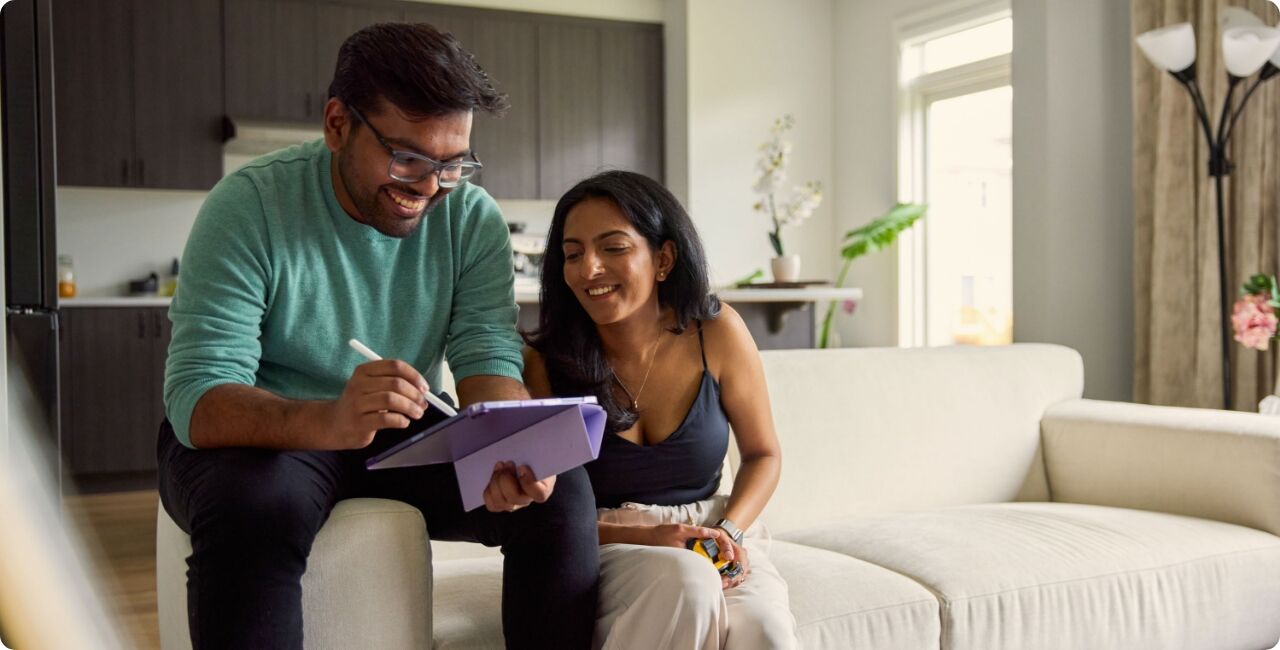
[896,3,1012,347]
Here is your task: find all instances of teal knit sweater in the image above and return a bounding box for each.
[164,139,523,448]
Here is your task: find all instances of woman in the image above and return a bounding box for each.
[523,171,796,649]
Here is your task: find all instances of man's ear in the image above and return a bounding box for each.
[322,98,351,152]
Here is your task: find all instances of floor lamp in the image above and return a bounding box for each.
[1135,7,1280,409]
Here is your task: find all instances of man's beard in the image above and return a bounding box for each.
[337,148,444,239]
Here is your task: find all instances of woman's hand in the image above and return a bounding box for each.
[637,524,750,589]
[719,538,751,590]
[639,523,726,549]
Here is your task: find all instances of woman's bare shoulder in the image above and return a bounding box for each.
[700,303,759,372]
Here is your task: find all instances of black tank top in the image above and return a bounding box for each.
[586,324,730,509]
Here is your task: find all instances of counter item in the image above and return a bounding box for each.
[160,258,180,297]
[128,272,159,296]
[57,254,76,298]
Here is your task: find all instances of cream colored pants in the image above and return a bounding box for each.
[594,496,797,650]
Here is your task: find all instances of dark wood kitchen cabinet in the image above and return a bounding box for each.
[534,18,663,198]
[60,307,171,487]
[227,0,402,122]
[55,0,663,196]
[599,22,664,187]
[52,0,224,190]
[225,0,319,122]
[468,17,540,199]
[221,1,663,200]
[313,2,404,115]
[536,21,602,199]
[400,5,540,199]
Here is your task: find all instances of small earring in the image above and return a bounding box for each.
[658,272,666,280]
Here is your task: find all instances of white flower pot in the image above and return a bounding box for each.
[771,255,801,282]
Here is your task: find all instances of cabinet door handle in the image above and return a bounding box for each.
[121,159,130,185]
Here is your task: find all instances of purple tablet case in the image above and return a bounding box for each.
[365,397,606,511]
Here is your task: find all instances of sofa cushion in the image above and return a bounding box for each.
[431,541,941,650]
[770,540,940,649]
[156,498,431,650]
[433,556,505,649]
[779,502,1280,650]
[757,344,1081,533]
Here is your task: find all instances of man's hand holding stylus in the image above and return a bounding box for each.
[323,359,429,450]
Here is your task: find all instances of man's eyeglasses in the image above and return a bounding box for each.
[345,103,482,188]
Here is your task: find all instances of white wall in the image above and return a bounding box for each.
[1011,0,1133,401]
[56,188,203,297]
[56,187,560,297]
[680,0,836,288]
[832,0,960,348]
[833,0,1134,401]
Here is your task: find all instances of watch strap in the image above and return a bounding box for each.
[714,518,744,545]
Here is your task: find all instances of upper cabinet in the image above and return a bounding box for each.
[404,6,542,200]
[225,0,320,122]
[53,0,224,190]
[52,0,663,197]
[313,2,404,115]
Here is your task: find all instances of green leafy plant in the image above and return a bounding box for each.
[730,268,765,287]
[819,203,927,348]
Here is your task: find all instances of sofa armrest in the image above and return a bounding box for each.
[1042,399,1280,536]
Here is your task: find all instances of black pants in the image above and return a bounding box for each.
[157,408,600,650]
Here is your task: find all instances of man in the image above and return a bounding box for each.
[158,23,599,649]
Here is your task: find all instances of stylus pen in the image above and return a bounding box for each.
[348,338,458,417]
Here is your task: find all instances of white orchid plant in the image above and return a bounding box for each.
[752,114,823,257]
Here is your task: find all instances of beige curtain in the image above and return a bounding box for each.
[1133,0,1280,410]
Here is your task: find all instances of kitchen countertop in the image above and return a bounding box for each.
[60,296,175,307]
[62,287,863,308]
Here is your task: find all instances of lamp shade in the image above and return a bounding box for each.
[1136,23,1197,73]
[1223,7,1264,31]
[1222,26,1280,77]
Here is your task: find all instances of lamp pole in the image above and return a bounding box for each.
[1139,13,1280,410]
[1168,63,1278,409]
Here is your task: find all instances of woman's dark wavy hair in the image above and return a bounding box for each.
[328,22,508,119]
[526,170,721,435]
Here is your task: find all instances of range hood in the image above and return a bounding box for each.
[222,118,325,176]
[223,118,324,157]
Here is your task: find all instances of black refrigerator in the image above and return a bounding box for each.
[2,0,61,489]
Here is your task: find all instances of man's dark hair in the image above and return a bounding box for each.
[328,22,508,118]
[526,171,721,435]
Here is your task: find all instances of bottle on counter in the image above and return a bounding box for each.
[160,257,180,297]
[57,254,76,298]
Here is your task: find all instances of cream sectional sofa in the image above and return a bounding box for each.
[158,344,1280,649]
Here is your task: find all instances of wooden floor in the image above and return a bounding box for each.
[64,489,161,650]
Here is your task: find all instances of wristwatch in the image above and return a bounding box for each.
[714,518,744,545]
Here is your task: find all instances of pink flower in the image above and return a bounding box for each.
[841,299,858,315]
[1232,293,1278,351]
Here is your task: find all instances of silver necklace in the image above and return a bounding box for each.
[609,327,666,411]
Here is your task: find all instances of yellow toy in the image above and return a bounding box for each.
[686,537,744,579]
